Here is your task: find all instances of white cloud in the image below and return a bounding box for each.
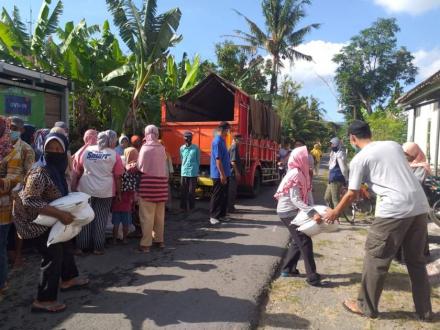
[413,48,440,80]
[278,40,345,90]
[374,0,440,15]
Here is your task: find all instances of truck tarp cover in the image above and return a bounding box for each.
[166,74,234,122]
[166,73,281,142]
[249,98,281,142]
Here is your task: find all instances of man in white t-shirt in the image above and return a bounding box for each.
[324,120,432,321]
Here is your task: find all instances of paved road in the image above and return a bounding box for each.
[1,187,289,330]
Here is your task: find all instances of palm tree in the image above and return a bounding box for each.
[104,0,182,132]
[232,0,319,95]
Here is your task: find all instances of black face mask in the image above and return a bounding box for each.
[44,152,68,172]
[331,146,339,152]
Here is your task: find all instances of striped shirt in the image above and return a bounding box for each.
[138,175,168,203]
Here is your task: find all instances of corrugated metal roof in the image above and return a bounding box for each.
[397,69,440,105]
[0,60,68,84]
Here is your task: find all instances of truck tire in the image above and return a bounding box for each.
[251,169,262,197]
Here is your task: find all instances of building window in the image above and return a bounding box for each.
[415,107,421,117]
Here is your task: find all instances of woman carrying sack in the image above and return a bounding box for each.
[13,133,88,313]
[274,146,324,287]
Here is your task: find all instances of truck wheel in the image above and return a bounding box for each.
[251,169,262,197]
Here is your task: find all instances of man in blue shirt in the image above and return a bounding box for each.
[180,131,200,212]
[209,121,231,224]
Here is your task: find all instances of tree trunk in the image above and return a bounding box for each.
[270,55,279,97]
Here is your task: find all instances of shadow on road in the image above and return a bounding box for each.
[0,187,290,329]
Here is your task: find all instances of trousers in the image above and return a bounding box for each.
[76,197,112,251]
[180,177,197,211]
[32,230,79,301]
[139,199,165,247]
[279,216,320,284]
[209,178,229,220]
[358,214,432,318]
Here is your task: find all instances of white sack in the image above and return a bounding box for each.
[294,205,339,237]
[34,192,91,227]
[47,222,82,246]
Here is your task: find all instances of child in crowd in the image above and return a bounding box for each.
[111,147,139,244]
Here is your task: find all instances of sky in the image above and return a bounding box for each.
[3,0,440,122]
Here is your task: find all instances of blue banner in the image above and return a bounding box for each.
[5,95,31,115]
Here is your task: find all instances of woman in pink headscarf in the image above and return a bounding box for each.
[274,146,324,286]
[402,142,431,183]
[136,125,168,253]
[72,129,98,173]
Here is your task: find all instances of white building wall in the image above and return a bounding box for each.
[410,101,440,173]
[407,109,415,142]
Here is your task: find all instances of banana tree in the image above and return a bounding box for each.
[157,53,201,101]
[0,0,63,70]
[105,0,182,132]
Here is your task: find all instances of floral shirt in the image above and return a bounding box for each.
[13,167,62,239]
[1,149,22,224]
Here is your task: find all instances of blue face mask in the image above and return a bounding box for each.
[10,130,20,141]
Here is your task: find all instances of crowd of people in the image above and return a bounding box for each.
[0,114,434,320]
[274,120,433,321]
[0,116,244,312]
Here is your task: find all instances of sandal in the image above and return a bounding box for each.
[154,242,165,249]
[135,246,150,254]
[342,299,368,318]
[60,278,90,292]
[31,301,67,314]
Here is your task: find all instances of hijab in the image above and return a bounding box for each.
[97,130,117,150]
[72,129,98,172]
[0,116,13,161]
[274,146,311,203]
[144,125,160,145]
[41,133,69,196]
[21,124,36,145]
[137,125,166,177]
[34,129,50,160]
[402,142,431,175]
[124,147,139,171]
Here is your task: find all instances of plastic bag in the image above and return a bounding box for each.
[295,205,339,237]
[34,192,91,227]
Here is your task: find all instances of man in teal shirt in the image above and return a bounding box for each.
[180,131,200,212]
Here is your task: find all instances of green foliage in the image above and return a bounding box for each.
[362,110,407,143]
[334,18,417,117]
[105,0,182,132]
[274,77,334,146]
[156,53,201,101]
[231,0,319,95]
[214,41,268,96]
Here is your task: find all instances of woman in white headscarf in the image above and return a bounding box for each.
[72,130,124,255]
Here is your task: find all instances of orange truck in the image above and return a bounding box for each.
[161,73,281,197]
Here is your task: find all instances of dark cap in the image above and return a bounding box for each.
[348,120,371,137]
[9,116,24,128]
[183,131,193,137]
[218,121,231,130]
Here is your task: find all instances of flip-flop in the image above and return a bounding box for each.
[135,247,150,254]
[60,278,90,292]
[31,302,67,314]
[342,300,368,318]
